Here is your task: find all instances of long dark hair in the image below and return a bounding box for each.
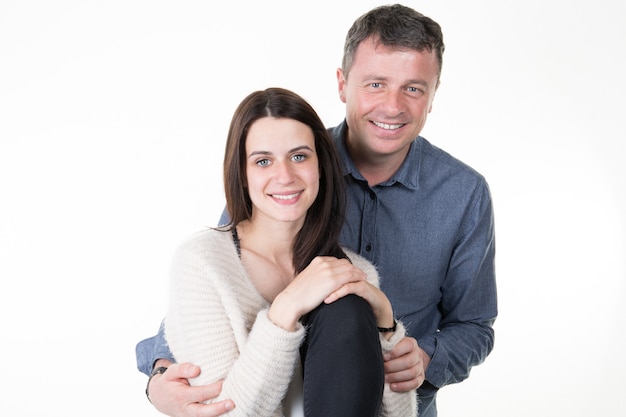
[223,87,347,273]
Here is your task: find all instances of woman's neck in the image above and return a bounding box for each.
[236,219,298,302]
[237,219,296,262]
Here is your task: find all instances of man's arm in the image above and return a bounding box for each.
[137,322,236,417]
[382,336,430,392]
[417,179,497,391]
[378,180,497,395]
[136,320,175,376]
[146,362,235,417]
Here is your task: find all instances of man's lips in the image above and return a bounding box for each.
[372,121,406,130]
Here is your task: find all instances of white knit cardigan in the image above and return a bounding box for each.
[164,228,417,417]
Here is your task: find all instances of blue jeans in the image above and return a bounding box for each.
[300,294,384,417]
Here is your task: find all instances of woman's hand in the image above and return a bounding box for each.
[268,256,366,331]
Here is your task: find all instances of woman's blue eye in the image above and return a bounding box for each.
[292,154,305,162]
[256,159,270,167]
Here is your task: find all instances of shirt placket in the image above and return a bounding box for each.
[360,186,378,260]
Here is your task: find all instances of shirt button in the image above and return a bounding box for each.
[365,245,372,251]
[369,192,376,200]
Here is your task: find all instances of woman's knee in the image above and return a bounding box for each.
[307,294,378,339]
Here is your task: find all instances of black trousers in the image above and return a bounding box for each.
[300,294,384,417]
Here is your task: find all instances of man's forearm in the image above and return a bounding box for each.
[420,320,495,389]
[136,320,175,376]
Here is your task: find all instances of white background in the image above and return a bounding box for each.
[1,0,625,415]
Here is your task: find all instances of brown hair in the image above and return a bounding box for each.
[223,87,347,273]
[342,4,445,79]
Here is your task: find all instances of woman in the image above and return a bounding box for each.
[164,88,416,417]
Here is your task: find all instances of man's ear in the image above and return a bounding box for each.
[336,68,347,104]
[428,78,441,113]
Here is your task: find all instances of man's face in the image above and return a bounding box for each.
[337,37,440,163]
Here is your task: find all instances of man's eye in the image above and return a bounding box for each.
[370,82,382,88]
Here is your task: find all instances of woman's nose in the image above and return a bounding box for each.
[274,161,295,183]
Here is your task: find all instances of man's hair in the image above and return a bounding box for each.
[342,3,445,78]
[223,87,348,273]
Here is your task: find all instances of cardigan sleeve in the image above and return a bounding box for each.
[378,320,418,417]
[164,232,305,417]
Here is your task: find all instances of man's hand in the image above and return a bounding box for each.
[383,336,430,392]
[147,361,235,417]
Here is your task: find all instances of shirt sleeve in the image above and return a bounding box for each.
[418,178,497,391]
[135,320,174,376]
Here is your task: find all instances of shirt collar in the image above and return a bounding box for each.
[330,120,422,190]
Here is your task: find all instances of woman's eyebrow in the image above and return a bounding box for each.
[248,145,314,158]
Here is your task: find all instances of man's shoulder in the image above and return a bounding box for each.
[328,122,346,144]
[417,137,487,183]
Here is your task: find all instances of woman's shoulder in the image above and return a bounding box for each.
[169,227,248,293]
[178,226,232,247]
[173,227,237,264]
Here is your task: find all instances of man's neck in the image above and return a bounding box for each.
[349,146,408,186]
[356,163,397,186]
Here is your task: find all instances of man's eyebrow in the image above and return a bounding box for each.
[408,79,430,87]
[363,74,431,88]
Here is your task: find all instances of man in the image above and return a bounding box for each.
[137,4,497,416]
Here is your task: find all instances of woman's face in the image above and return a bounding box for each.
[245,116,319,227]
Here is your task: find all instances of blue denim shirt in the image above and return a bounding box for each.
[136,120,497,416]
[331,121,497,408]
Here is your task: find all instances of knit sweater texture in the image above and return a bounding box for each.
[164,228,417,417]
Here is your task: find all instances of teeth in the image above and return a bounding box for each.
[272,192,299,200]
[373,121,404,130]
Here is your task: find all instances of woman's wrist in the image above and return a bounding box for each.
[268,295,300,331]
[377,319,397,333]
[375,302,395,331]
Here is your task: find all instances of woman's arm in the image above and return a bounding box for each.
[378,321,418,417]
[164,233,304,417]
